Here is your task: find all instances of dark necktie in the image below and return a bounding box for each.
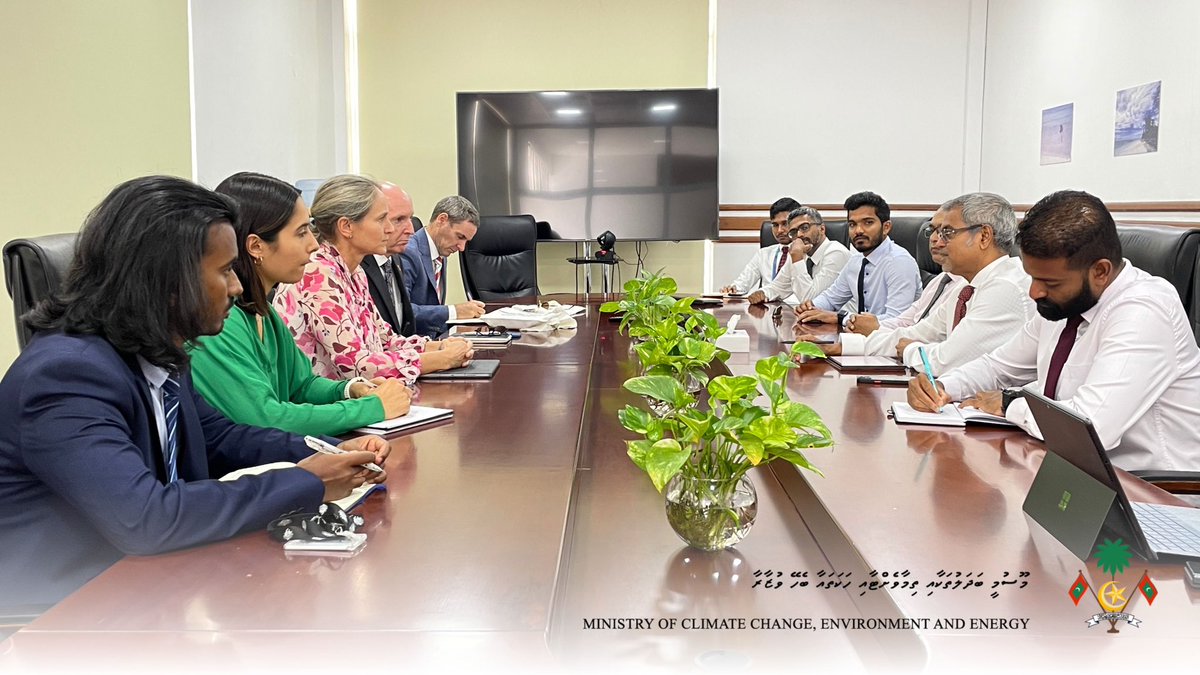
[805,257,815,277]
[381,259,403,317]
[162,374,181,483]
[917,275,954,322]
[857,259,868,313]
[1043,315,1084,399]
[952,285,975,329]
[775,246,788,278]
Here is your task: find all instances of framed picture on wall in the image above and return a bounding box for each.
[1040,103,1073,165]
[1114,80,1161,157]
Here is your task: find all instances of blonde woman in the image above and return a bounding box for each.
[273,175,471,383]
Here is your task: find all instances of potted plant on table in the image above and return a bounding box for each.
[618,342,832,550]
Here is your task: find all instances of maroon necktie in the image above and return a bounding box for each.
[952,285,975,329]
[1043,315,1083,399]
[775,246,788,277]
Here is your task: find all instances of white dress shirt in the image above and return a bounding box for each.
[840,256,1033,375]
[759,237,851,304]
[939,262,1200,472]
[423,229,456,321]
[138,356,170,451]
[878,272,965,331]
[728,243,788,294]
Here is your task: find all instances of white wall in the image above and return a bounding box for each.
[714,0,988,205]
[980,0,1200,204]
[190,0,347,188]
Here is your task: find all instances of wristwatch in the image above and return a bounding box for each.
[1001,387,1025,414]
[837,311,848,328]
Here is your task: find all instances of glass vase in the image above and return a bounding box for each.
[664,473,758,551]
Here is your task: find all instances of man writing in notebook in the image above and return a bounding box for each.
[400,195,486,337]
[797,193,1032,374]
[908,190,1200,471]
[0,176,389,609]
[746,206,851,305]
[794,191,921,327]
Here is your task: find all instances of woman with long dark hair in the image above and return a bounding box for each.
[189,172,411,436]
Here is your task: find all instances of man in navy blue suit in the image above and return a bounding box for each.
[0,176,390,610]
[399,195,485,337]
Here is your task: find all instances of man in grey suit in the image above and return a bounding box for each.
[361,182,417,336]
[400,195,485,337]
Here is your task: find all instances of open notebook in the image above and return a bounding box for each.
[889,402,1016,428]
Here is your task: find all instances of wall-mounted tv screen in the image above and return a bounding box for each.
[457,88,718,242]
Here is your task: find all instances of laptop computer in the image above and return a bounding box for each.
[417,358,501,381]
[1023,391,1200,560]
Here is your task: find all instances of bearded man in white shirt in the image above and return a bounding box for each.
[746,206,851,305]
[721,197,801,296]
[908,190,1200,472]
[799,193,1033,375]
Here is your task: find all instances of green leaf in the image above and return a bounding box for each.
[755,354,790,382]
[760,379,784,408]
[618,405,653,435]
[777,402,833,438]
[745,416,798,450]
[771,448,825,477]
[790,341,827,360]
[626,438,690,492]
[676,407,714,440]
[599,301,621,313]
[740,435,765,465]
[707,375,759,402]
[623,375,684,403]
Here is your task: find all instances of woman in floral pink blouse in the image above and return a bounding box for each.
[274,175,472,385]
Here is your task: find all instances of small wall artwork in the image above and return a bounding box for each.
[1114,80,1161,156]
[1040,103,1073,165]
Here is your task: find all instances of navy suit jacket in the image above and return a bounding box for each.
[0,332,326,608]
[361,254,416,336]
[399,230,450,338]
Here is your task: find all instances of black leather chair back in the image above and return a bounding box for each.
[1114,224,1200,343]
[912,219,942,286]
[759,221,774,247]
[823,220,850,248]
[412,215,423,232]
[3,234,77,351]
[462,215,539,301]
[888,217,928,263]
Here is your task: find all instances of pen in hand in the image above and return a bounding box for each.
[304,436,384,473]
[916,346,945,410]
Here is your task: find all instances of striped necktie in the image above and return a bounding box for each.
[162,374,181,483]
[433,256,444,301]
[774,246,788,278]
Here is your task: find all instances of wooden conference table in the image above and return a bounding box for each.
[1,295,1197,674]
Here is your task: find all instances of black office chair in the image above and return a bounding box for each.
[912,218,940,287]
[758,220,774,247]
[461,215,539,301]
[823,219,850,248]
[3,233,77,351]
[412,215,423,232]
[1114,224,1199,345]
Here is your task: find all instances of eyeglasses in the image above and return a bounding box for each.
[788,222,821,236]
[472,325,509,337]
[922,223,986,241]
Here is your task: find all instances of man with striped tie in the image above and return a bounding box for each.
[797,193,1033,375]
[0,176,390,610]
[908,190,1200,472]
[721,197,801,296]
[400,195,486,337]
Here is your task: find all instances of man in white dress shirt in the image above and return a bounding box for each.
[746,206,851,305]
[909,190,1200,472]
[844,238,964,337]
[721,197,801,295]
[801,193,1033,374]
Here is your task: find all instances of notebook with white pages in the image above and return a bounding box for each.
[889,402,1016,428]
[354,405,454,434]
[220,462,383,512]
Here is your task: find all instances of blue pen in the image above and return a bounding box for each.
[917,346,937,389]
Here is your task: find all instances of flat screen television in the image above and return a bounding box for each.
[457,88,718,242]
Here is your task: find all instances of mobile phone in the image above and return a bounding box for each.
[1185,560,1200,589]
[856,375,911,387]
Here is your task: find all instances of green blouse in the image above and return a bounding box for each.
[190,305,384,436]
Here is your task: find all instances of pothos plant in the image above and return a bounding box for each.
[618,341,832,492]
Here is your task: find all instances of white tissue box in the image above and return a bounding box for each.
[715,329,750,353]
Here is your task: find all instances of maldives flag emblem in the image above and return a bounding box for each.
[1068,573,1089,606]
[1138,572,1158,605]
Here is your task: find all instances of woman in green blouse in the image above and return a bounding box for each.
[190,172,411,435]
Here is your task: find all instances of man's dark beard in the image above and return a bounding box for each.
[1036,281,1098,321]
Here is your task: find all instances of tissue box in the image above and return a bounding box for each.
[715,329,750,353]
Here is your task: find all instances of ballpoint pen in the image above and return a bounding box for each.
[304,436,384,473]
[917,346,939,393]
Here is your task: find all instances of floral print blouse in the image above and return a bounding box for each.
[274,243,425,384]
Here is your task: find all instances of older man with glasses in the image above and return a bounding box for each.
[747,206,851,305]
[797,193,1033,375]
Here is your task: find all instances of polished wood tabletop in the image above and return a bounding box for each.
[2,295,1197,674]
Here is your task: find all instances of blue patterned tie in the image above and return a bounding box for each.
[162,375,181,483]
